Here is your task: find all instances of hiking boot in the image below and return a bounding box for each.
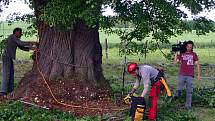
[185,105,192,110]
[0,92,7,97]
[173,95,179,100]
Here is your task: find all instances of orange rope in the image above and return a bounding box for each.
[34,49,128,111]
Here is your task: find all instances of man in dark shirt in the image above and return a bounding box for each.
[1,27,37,96]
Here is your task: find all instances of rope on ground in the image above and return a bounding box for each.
[34,49,128,112]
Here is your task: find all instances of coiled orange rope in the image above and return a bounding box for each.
[34,48,128,112]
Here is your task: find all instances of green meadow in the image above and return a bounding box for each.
[0,22,215,121]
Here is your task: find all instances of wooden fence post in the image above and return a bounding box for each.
[105,38,108,64]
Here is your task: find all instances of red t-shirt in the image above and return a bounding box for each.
[177,52,198,76]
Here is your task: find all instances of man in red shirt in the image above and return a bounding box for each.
[173,40,200,109]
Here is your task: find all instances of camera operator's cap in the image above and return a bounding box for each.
[128,63,138,74]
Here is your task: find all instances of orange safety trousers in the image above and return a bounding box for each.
[148,81,162,120]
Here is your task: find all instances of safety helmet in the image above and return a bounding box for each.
[127,63,138,74]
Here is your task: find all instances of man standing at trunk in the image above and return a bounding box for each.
[173,40,200,109]
[0,27,37,96]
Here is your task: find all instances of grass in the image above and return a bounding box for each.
[102,47,215,65]
[194,108,215,121]
[0,101,102,121]
[0,22,36,41]
[0,22,215,120]
[6,48,214,121]
[1,22,215,44]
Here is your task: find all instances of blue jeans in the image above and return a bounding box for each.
[1,56,14,94]
[177,75,194,108]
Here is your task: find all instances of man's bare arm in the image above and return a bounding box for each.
[173,53,179,64]
[195,60,201,81]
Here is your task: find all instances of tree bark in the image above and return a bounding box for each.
[34,20,109,88]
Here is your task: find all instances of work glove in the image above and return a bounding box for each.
[123,94,132,105]
[123,93,138,105]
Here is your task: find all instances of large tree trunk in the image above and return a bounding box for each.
[15,20,112,95]
[12,1,116,116]
[31,0,109,88]
[34,20,109,88]
[14,14,115,116]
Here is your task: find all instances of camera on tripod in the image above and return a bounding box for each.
[172,41,187,53]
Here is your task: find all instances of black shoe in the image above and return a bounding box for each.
[0,92,7,96]
[185,105,192,110]
[173,96,178,100]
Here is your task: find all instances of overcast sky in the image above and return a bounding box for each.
[0,1,33,21]
[1,0,215,21]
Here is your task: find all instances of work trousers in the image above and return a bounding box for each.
[1,56,14,94]
[148,81,162,120]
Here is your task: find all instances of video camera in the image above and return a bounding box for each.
[171,41,187,53]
